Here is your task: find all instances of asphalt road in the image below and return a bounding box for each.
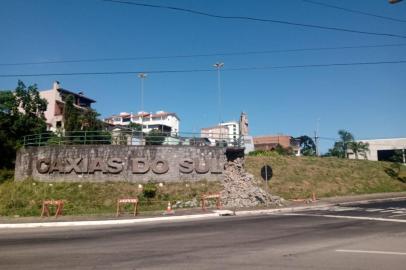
[0,199,405,270]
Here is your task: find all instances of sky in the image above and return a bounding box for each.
[0,0,405,153]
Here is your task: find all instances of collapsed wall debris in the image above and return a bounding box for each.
[220,157,284,208]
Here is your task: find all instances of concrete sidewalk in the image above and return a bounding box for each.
[1,192,406,229]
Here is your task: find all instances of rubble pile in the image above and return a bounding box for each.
[221,157,284,208]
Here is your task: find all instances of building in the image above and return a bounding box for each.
[348,138,406,162]
[201,121,240,146]
[39,81,96,131]
[253,135,301,156]
[104,111,180,134]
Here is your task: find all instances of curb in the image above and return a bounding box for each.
[0,213,220,229]
[0,196,404,229]
[0,204,333,229]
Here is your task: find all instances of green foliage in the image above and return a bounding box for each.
[274,144,295,156]
[295,135,316,156]
[248,145,294,157]
[63,95,80,132]
[0,169,13,184]
[326,129,357,158]
[62,94,109,144]
[128,122,142,132]
[248,150,280,157]
[0,180,222,216]
[145,129,166,145]
[388,150,404,163]
[348,141,370,159]
[0,81,48,168]
[142,182,157,199]
[245,155,406,200]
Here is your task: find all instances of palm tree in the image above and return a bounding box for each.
[348,141,370,160]
[338,130,354,158]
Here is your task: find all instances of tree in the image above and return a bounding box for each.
[145,129,166,145]
[295,135,316,156]
[326,130,355,158]
[127,122,142,132]
[348,141,369,159]
[63,95,80,132]
[0,81,48,168]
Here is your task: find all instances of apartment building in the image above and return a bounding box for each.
[39,81,96,131]
[201,121,240,145]
[104,111,180,134]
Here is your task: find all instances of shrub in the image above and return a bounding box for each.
[142,182,157,199]
[0,169,13,184]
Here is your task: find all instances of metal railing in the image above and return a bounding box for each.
[23,130,244,148]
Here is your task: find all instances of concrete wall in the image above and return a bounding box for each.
[15,145,226,183]
[348,138,406,161]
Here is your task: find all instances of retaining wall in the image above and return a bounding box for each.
[14,145,227,183]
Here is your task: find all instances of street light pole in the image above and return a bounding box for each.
[213,62,224,142]
[138,73,147,143]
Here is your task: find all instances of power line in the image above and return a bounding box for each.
[302,0,406,23]
[1,43,406,66]
[103,0,406,39]
[0,59,405,78]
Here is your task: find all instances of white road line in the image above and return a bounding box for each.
[389,213,406,218]
[365,209,384,212]
[336,249,406,256]
[283,213,406,223]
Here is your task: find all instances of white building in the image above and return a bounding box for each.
[105,111,180,134]
[348,138,406,162]
[39,81,96,131]
[201,121,240,146]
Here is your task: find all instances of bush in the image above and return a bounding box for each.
[0,169,13,184]
[248,150,280,157]
[142,182,157,199]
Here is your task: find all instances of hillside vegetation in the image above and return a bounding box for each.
[245,155,406,199]
[0,180,222,217]
[1,156,405,217]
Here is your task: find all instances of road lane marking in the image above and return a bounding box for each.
[365,209,384,212]
[389,213,406,218]
[282,213,406,223]
[336,249,406,256]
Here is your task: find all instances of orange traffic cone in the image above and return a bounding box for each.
[164,201,175,215]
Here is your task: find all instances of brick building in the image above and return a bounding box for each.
[253,135,300,156]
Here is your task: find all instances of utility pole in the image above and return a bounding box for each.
[314,118,320,156]
[213,62,224,142]
[138,73,147,143]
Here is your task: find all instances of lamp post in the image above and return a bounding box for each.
[213,62,224,142]
[138,73,147,143]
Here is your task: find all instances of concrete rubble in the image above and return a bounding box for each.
[220,157,284,208]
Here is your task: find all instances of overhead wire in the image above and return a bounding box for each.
[301,0,406,23]
[102,0,406,39]
[1,43,406,66]
[0,59,405,78]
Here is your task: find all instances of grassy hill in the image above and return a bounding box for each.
[0,155,405,217]
[245,155,406,200]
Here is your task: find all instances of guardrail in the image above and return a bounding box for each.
[23,130,244,148]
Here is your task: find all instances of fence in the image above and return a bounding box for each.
[23,130,244,148]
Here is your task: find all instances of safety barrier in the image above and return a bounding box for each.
[41,200,64,218]
[116,198,139,217]
[201,193,221,211]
